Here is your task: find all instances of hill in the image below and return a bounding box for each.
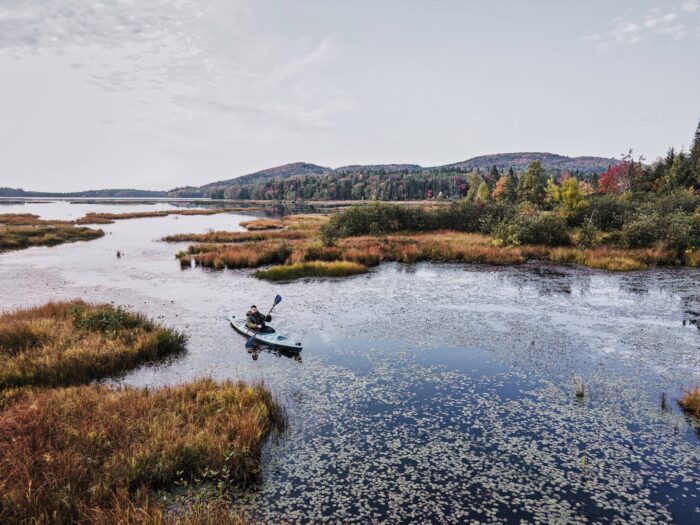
[167,152,618,198]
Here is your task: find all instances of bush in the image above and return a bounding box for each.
[586,195,631,231]
[495,212,571,247]
[621,214,663,248]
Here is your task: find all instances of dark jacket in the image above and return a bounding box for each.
[246,310,271,330]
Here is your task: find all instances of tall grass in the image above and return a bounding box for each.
[0,301,187,389]
[255,261,368,281]
[0,378,285,524]
[0,214,104,251]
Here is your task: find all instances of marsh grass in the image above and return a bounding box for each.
[75,208,261,225]
[254,261,368,281]
[0,378,284,524]
[0,301,187,389]
[679,387,700,417]
[239,218,283,230]
[0,214,104,251]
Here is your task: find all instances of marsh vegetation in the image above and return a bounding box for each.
[0,300,284,524]
[0,214,104,251]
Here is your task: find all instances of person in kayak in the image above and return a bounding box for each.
[246,305,275,334]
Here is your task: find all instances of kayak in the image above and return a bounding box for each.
[229,315,303,352]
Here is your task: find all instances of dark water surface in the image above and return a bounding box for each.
[1,201,700,523]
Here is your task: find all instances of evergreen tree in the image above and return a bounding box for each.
[690,119,700,187]
[517,161,547,204]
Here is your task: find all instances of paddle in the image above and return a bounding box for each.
[245,294,282,348]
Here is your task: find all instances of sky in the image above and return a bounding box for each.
[0,0,699,192]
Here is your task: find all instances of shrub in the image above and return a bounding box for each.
[586,195,631,231]
[495,212,571,247]
[621,214,663,249]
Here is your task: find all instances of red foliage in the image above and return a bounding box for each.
[598,163,628,193]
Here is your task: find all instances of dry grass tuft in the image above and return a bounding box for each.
[679,387,700,417]
[0,378,284,524]
[0,301,187,389]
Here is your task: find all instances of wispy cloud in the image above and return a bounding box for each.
[583,1,698,51]
[0,0,352,130]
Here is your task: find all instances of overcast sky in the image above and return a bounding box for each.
[1,0,699,191]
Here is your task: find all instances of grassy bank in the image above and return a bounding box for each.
[168,205,692,278]
[0,214,104,251]
[0,301,187,389]
[0,378,284,524]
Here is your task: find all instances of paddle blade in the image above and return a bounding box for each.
[245,336,256,349]
[274,294,282,305]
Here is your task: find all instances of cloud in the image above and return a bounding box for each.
[0,1,353,130]
[586,1,698,50]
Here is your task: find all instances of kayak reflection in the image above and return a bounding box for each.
[246,343,302,363]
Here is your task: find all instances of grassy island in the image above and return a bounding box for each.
[0,214,104,251]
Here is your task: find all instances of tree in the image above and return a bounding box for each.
[690,119,700,187]
[476,181,491,202]
[492,176,509,201]
[517,161,547,204]
[465,173,484,201]
[599,163,627,194]
[560,177,588,215]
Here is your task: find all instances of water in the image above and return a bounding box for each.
[1,201,700,523]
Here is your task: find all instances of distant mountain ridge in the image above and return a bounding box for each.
[170,152,618,197]
[0,187,167,198]
[2,152,620,199]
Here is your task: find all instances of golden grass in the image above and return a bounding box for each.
[0,378,284,524]
[679,387,700,418]
[0,301,187,389]
[255,260,368,280]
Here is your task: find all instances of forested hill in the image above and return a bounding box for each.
[169,152,618,200]
[0,188,167,198]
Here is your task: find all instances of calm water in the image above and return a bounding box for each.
[1,201,700,524]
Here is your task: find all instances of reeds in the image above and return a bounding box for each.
[254,260,368,281]
[0,301,187,389]
[0,378,284,524]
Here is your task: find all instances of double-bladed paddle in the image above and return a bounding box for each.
[245,294,282,348]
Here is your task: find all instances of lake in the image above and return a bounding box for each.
[1,200,699,523]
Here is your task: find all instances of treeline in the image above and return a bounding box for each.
[320,121,700,260]
[214,166,599,202]
[211,123,700,202]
